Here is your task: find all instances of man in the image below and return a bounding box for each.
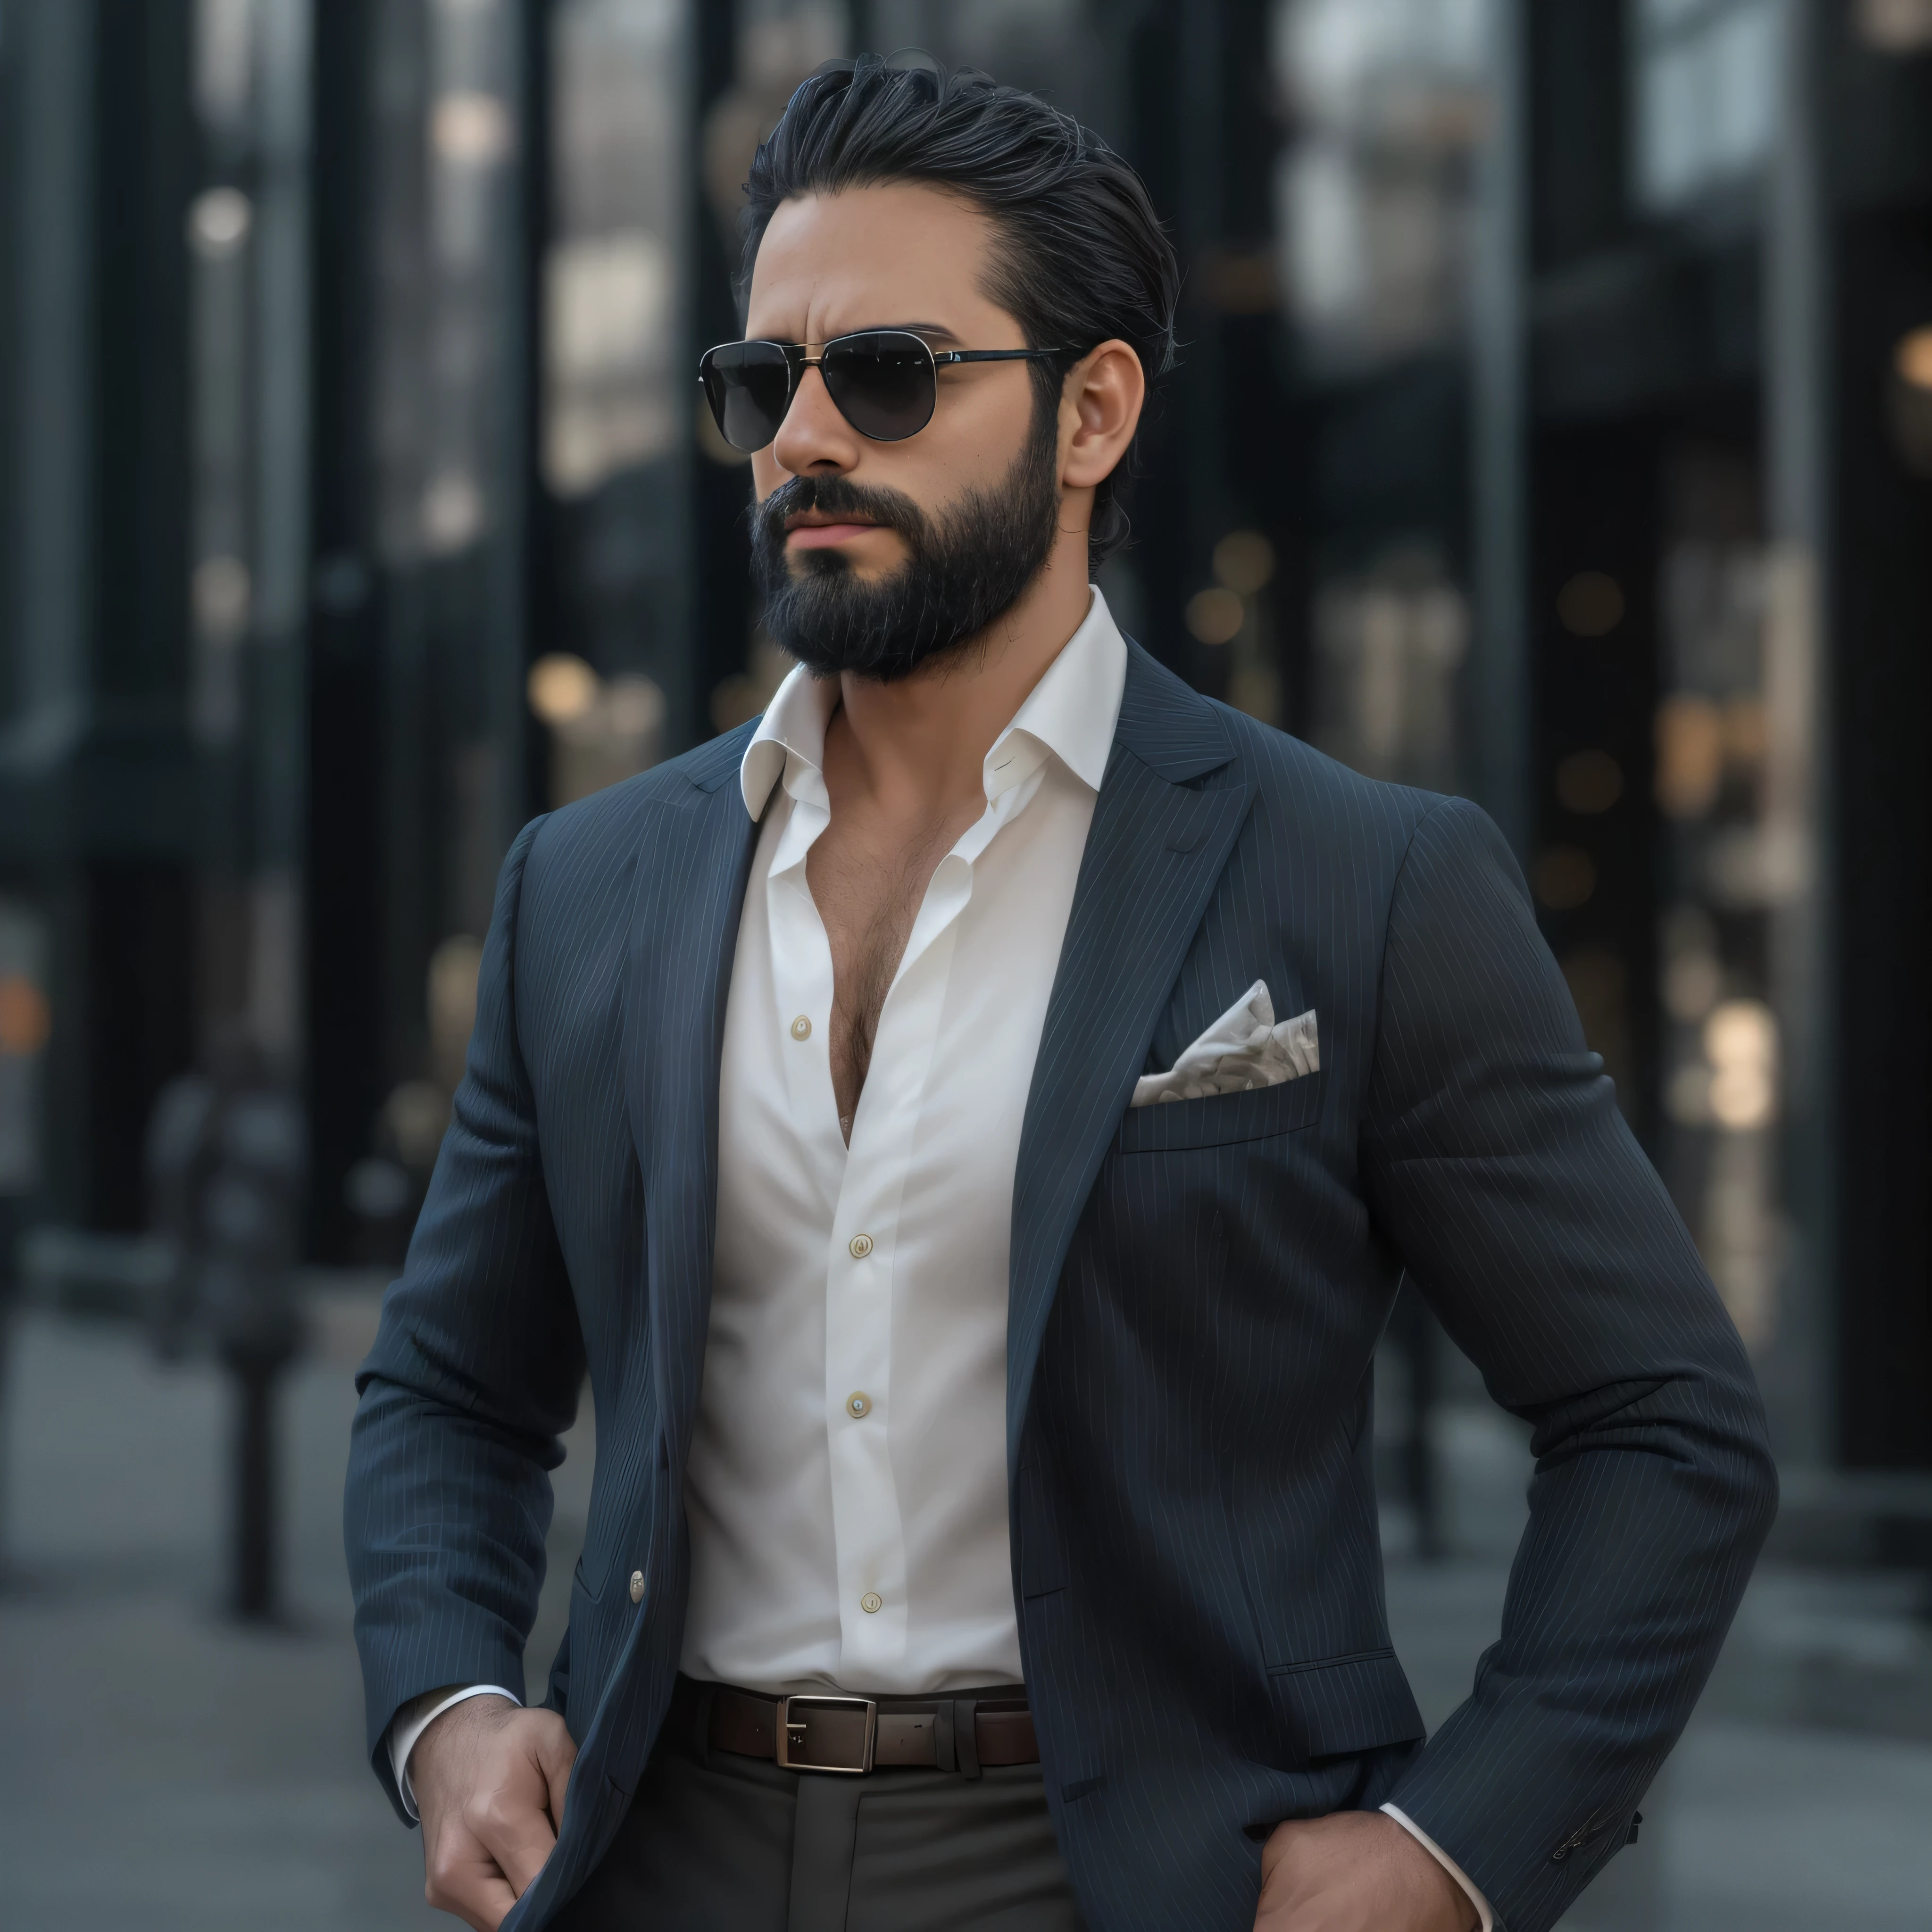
[346,58,1776,1932]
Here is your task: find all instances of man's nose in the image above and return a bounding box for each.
[772,362,860,476]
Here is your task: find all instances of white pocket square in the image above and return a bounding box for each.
[1131,980,1319,1107]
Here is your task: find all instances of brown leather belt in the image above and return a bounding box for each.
[691,1679,1037,1776]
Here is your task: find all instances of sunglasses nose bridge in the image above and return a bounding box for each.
[771,355,860,465]
[788,355,838,412]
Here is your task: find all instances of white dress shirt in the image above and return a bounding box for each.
[389,586,1492,1927]
[680,586,1126,1694]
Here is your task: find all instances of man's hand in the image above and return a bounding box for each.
[1256,1811,1479,1932]
[411,1695,578,1932]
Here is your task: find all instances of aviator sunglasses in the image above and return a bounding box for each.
[698,329,1065,453]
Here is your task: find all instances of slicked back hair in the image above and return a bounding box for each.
[738,56,1180,567]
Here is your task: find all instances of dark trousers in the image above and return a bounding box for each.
[551,1690,1088,1932]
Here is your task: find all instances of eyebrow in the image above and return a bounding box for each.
[867,322,963,346]
[743,322,977,355]
[746,322,966,348]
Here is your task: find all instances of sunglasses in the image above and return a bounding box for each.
[698,329,1065,453]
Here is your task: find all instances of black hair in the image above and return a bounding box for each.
[738,55,1180,566]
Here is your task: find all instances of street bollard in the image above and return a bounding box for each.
[147,1031,306,1621]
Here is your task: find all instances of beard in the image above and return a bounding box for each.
[750,400,1063,683]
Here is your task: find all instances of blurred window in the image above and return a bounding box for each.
[1270,0,1490,369]
[374,0,522,570]
[183,0,311,1071]
[527,0,692,808]
[195,0,257,133]
[544,0,688,499]
[359,0,529,1059]
[1309,547,1469,793]
[1632,0,1780,213]
[1650,448,1798,1355]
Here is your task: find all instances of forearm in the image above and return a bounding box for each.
[347,1366,567,1815]
[1386,1373,1773,1865]
[343,813,589,1820]
[1373,1261,1773,1921]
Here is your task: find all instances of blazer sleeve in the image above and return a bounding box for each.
[1360,796,1777,1932]
[343,815,586,1822]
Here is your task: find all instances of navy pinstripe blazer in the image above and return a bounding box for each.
[346,641,1775,1932]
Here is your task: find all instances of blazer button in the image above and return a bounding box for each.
[629,1570,645,1604]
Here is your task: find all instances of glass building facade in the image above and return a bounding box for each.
[1,0,1928,1482]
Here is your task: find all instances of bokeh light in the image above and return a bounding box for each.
[527,652,600,725]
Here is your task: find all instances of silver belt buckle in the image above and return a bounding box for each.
[776,1694,878,1774]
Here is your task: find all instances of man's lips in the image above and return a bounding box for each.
[785,516,880,549]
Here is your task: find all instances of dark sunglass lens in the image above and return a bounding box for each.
[702,341,793,451]
[823,332,935,441]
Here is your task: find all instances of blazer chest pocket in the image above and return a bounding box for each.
[1115,1071,1323,1154]
[1267,1649,1425,1762]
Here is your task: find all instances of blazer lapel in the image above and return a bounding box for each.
[1007,645,1254,1470]
[622,729,759,1464]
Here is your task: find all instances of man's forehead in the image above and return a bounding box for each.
[746,184,999,338]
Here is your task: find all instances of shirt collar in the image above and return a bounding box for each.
[984,585,1125,800]
[738,587,1128,820]
[739,659,839,819]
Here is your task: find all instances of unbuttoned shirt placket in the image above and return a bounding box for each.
[761,737,1052,1685]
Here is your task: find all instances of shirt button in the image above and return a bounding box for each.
[629,1570,644,1604]
[848,1233,874,1259]
[790,1015,812,1041]
[860,1592,883,1615]
[846,1391,872,1418]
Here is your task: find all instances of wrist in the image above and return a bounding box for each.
[416,1691,515,1773]
[1383,1815,1480,1932]
[1255,1810,1483,1932]
[1378,1805,1490,1932]
[397,1685,520,1817]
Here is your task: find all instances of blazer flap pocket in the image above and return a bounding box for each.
[1116,1070,1323,1153]
[1270,1649,1424,1760]
[572,1546,611,1606]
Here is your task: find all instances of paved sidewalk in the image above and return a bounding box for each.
[3,1303,1930,1930]
[0,1299,590,1932]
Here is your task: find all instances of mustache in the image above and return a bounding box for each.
[751,473,929,550]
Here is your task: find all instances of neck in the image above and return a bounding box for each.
[824,518,1093,820]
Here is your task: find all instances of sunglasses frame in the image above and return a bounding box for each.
[698,329,1066,452]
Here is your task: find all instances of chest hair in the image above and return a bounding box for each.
[810,813,961,1140]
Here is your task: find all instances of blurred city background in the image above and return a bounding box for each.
[1,1,1929,1927]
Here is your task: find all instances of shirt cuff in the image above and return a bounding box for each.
[1380,1803,1495,1932]
[389,1684,521,1821]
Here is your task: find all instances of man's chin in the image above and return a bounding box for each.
[788,549,903,586]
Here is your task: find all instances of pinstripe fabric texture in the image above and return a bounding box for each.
[346,641,1775,1932]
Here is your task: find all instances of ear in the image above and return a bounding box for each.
[1058,340,1146,491]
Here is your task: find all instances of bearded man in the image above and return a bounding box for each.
[345,57,1776,1932]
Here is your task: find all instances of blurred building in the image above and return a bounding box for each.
[0,0,1927,1482]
